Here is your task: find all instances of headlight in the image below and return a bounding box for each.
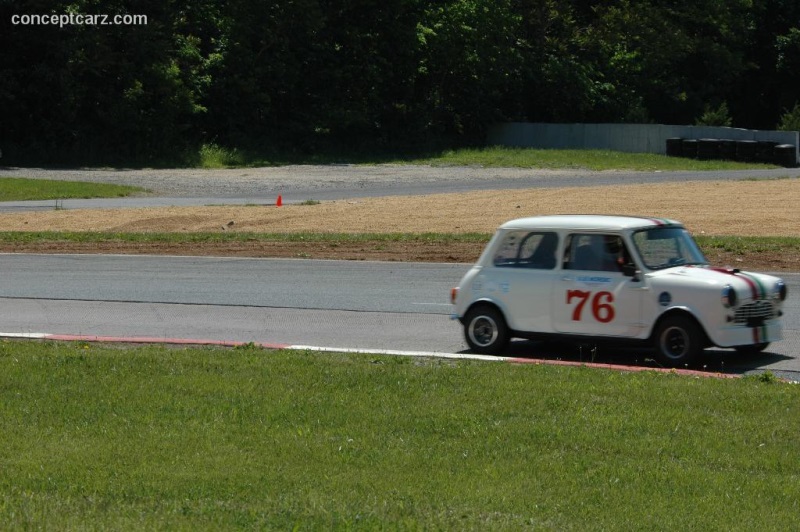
[721,285,737,308]
[775,280,787,301]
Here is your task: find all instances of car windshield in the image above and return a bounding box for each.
[631,227,708,270]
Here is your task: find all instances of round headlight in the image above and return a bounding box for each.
[776,280,787,301]
[721,285,737,308]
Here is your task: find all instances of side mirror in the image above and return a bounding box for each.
[622,263,639,279]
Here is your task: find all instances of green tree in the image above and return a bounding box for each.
[778,103,800,132]
[730,0,800,128]
[583,0,750,125]
[414,0,523,142]
[695,102,733,127]
[513,0,609,123]
[0,0,217,165]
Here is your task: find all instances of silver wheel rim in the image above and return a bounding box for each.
[660,325,690,359]
[468,315,498,348]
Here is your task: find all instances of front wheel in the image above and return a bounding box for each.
[464,306,509,355]
[653,315,704,367]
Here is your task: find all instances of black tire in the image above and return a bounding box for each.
[464,305,509,355]
[653,315,704,367]
[734,342,770,355]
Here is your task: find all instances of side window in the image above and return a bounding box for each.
[493,231,558,269]
[492,231,525,266]
[563,234,631,272]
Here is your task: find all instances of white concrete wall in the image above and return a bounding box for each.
[487,123,799,163]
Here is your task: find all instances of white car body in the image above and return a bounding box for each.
[451,215,787,365]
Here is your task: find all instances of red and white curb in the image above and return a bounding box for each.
[0,332,737,379]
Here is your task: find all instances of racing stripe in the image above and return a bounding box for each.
[738,272,767,299]
[750,323,771,344]
[711,267,760,299]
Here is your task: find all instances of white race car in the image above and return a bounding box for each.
[451,215,787,366]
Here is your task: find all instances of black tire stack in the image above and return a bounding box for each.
[774,144,797,167]
[666,137,683,157]
[697,139,719,160]
[736,140,757,162]
[681,139,698,159]
[666,137,796,167]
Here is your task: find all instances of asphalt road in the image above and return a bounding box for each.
[1,165,798,379]
[1,254,797,379]
[2,165,800,212]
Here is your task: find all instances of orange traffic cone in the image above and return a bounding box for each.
[276,195,283,207]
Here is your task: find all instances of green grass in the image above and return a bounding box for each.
[695,235,800,255]
[194,144,778,171]
[0,177,144,201]
[197,143,248,168]
[401,147,778,171]
[1,341,798,530]
[1,230,798,255]
[0,230,492,245]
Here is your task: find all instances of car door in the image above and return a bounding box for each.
[552,233,646,337]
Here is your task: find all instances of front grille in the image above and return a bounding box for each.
[734,300,776,326]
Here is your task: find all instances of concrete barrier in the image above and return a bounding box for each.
[487,122,799,165]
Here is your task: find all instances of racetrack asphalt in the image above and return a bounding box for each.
[1,164,798,380]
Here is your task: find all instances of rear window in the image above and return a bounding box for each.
[492,231,558,269]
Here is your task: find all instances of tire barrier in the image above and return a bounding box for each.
[666,137,683,157]
[667,137,796,166]
[774,144,797,167]
[719,140,737,160]
[756,141,778,163]
[697,138,719,160]
[681,139,698,159]
[736,140,757,162]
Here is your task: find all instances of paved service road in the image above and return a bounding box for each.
[0,254,797,380]
[2,165,800,212]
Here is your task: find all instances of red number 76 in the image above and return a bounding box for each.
[566,290,615,323]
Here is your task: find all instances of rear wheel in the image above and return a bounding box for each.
[464,306,509,355]
[654,315,704,367]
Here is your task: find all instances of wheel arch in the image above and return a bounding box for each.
[462,299,509,325]
[649,307,711,347]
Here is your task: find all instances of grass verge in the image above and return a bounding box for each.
[0,230,490,245]
[0,178,144,201]
[0,232,797,270]
[196,145,778,171]
[1,341,798,529]
[401,146,780,171]
[3,231,798,249]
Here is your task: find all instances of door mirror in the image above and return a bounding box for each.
[622,263,639,278]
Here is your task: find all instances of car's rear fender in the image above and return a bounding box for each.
[461,299,509,327]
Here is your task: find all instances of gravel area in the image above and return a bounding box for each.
[0,165,578,197]
[2,164,800,198]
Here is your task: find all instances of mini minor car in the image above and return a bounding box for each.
[451,215,787,366]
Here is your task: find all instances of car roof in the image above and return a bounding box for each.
[498,214,683,231]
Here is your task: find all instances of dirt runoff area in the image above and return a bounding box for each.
[1,179,799,269]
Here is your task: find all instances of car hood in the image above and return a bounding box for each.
[652,266,781,300]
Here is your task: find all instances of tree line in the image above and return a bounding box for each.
[2,0,799,166]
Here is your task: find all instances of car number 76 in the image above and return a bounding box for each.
[566,290,615,323]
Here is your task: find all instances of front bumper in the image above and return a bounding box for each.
[711,319,782,347]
